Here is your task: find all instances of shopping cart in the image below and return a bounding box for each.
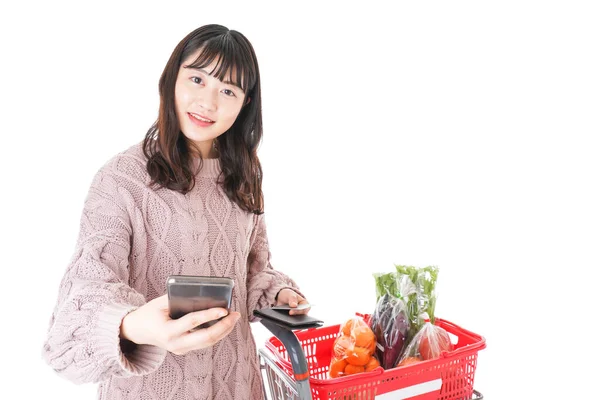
[257,311,486,400]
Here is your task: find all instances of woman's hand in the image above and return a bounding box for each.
[275,288,311,315]
[120,295,241,355]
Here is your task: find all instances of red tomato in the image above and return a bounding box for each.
[419,328,453,360]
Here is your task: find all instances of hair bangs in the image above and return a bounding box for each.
[185,35,256,94]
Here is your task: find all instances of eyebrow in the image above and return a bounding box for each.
[185,66,243,90]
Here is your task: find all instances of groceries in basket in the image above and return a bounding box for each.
[325,264,450,379]
[328,316,380,378]
[324,265,472,381]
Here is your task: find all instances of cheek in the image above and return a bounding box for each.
[174,85,189,114]
[221,104,244,124]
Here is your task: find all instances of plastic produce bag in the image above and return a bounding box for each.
[394,265,439,342]
[369,293,410,369]
[374,271,417,300]
[328,316,380,378]
[396,317,454,367]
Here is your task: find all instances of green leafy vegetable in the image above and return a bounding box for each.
[395,265,439,341]
[374,272,400,299]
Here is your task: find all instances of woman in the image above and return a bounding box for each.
[42,24,309,399]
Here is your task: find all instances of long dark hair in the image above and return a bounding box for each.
[143,24,264,214]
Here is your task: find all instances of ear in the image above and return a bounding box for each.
[245,97,251,106]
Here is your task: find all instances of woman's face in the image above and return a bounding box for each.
[175,49,246,157]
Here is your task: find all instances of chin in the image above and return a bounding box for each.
[181,131,214,143]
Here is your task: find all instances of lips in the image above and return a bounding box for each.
[188,112,214,122]
[188,112,215,127]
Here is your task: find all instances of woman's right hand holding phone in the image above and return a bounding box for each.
[119,294,241,355]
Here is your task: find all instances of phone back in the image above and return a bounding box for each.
[167,275,234,320]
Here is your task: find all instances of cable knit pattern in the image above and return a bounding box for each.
[42,141,303,400]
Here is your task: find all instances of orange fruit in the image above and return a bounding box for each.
[397,356,423,367]
[341,319,354,336]
[344,363,365,375]
[333,335,354,359]
[329,358,347,378]
[354,326,376,351]
[342,317,368,337]
[365,357,380,372]
[345,346,371,366]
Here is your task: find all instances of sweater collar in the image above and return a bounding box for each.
[194,157,222,178]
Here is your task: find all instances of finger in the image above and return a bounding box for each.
[176,312,241,351]
[169,307,229,335]
[290,298,309,315]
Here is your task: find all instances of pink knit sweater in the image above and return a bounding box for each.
[41,141,302,399]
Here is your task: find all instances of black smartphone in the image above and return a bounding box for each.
[167,275,234,329]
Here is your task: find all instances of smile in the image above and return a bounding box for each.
[189,113,214,122]
[188,112,215,127]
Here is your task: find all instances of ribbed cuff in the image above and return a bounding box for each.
[94,303,167,377]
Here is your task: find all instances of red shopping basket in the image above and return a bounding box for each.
[265,314,486,400]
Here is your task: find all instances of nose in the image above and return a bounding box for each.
[197,87,218,111]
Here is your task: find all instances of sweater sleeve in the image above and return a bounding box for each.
[246,213,304,322]
[41,166,166,384]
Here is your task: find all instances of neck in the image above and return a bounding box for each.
[192,140,219,159]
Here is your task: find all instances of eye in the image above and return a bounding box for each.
[191,76,202,84]
[222,89,236,97]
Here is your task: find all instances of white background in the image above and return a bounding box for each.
[1,1,599,399]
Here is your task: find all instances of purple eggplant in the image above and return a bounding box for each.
[371,294,409,369]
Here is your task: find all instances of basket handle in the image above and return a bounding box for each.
[436,318,487,358]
